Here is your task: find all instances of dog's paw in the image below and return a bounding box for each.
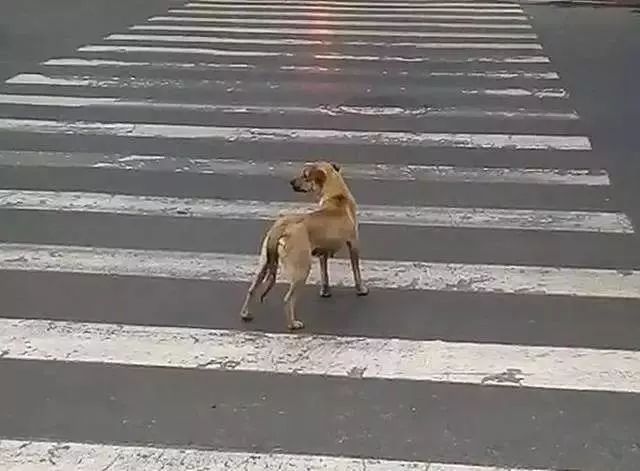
[288,320,304,330]
[356,285,369,296]
[240,310,254,322]
[319,286,332,298]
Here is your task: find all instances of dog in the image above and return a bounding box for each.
[239,161,368,330]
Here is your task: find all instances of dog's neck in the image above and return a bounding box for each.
[318,174,354,207]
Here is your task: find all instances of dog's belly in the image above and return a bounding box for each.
[311,240,344,257]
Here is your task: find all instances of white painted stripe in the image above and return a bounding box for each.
[150,15,529,25]
[43,57,258,70]
[192,0,521,6]
[181,2,524,9]
[43,53,551,68]
[9,74,568,94]
[133,23,533,35]
[428,71,559,79]
[40,59,561,79]
[0,119,592,150]
[177,6,525,13]
[2,243,640,299]
[2,316,640,392]
[111,35,544,49]
[0,94,577,120]
[0,439,573,471]
[1,190,630,233]
[109,31,539,42]
[0,151,607,186]
[134,21,532,33]
[77,44,291,57]
[44,47,555,63]
[311,52,550,63]
[127,28,541,47]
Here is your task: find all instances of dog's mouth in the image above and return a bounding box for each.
[290,179,309,193]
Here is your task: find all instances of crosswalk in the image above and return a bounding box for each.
[0,0,639,469]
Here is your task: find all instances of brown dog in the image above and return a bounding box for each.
[239,161,368,330]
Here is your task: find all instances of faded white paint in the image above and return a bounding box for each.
[461,87,567,98]
[192,0,521,6]
[133,21,534,31]
[463,87,567,98]
[77,44,294,57]
[0,190,630,233]
[0,118,593,150]
[193,0,522,5]
[7,75,566,94]
[149,15,529,25]
[176,6,526,14]
[106,34,543,49]
[108,31,539,42]
[72,45,552,62]
[1,243,639,299]
[312,53,550,62]
[42,57,257,70]
[0,439,563,471]
[2,316,640,392]
[426,71,559,79]
[42,58,559,80]
[0,151,608,186]
[42,53,550,69]
[185,2,524,12]
[0,94,578,120]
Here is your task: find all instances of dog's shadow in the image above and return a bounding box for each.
[244,284,373,333]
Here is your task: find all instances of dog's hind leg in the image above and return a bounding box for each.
[283,251,310,330]
[318,252,332,298]
[347,240,369,296]
[284,278,307,330]
[239,262,269,321]
[240,237,271,321]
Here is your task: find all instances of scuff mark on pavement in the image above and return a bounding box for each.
[347,366,367,378]
[481,368,525,386]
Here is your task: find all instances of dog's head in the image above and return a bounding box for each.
[290,161,341,194]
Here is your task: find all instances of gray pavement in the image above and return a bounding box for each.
[1,0,640,470]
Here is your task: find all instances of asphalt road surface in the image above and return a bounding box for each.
[1,0,639,470]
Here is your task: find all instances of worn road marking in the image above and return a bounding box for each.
[0,439,566,471]
[0,151,606,186]
[78,44,293,57]
[0,94,577,119]
[42,54,550,69]
[184,2,524,12]
[8,75,570,98]
[108,31,539,42]
[1,243,638,298]
[132,21,534,31]
[192,0,522,6]
[0,118,592,150]
[191,0,521,5]
[310,52,550,63]
[2,317,640,392]
[72,44,548,59]
[42,57,258,70]
[0,190,630,233]
[176,6,526,14]
[149,15,530,25]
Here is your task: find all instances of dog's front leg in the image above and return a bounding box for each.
[318,253,332,298]
[347,240,369,296]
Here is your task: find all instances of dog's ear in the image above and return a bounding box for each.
[309,166,327,186]
[331,162,341,172]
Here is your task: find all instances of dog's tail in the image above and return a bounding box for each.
[259,221,287,302]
